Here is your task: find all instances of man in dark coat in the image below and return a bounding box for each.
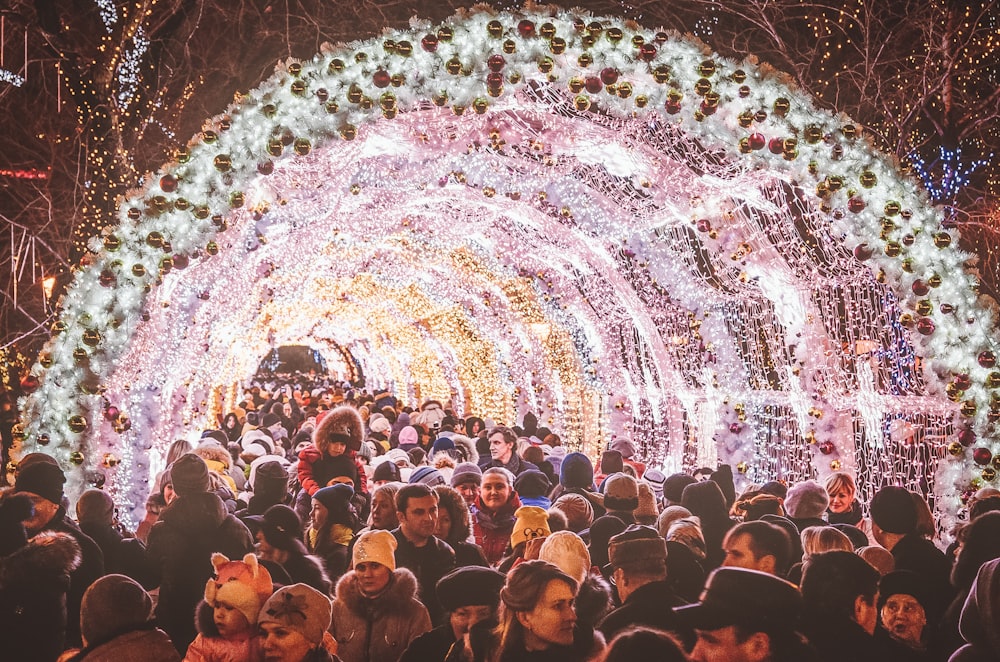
[597,525,689,644]
[15,459,105,648]
[399,566,504,662]
[76,488,156,588]
[392,483,456,626]
[799,550,901,662]
[146,453,254,654]
[869,487,954,620]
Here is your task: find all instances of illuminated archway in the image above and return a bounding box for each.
[14,7,998,529]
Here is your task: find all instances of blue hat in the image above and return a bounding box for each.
[560,452,595,490]
[409,466,445,486]
[431,436,456,455]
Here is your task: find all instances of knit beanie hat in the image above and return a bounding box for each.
[313,483,355,513]
[242,429,276,456]
[784,480,830,520]
[436,566,505,612]
[552,493,595,533]
[323,454,359,485]
[608,524,668,572]
[371,460,402,483]
[869,486,918,535]
[262,413,282,429]
[81,575,154,646]
[205,553,274,627]
[560,452,595,490]
[642,468,666,501]
[353,529,397,571]
[656,505,693,538]
[76,488,115,526]
[14,461,66,504]
[369,416,392,435]
[251,460,289,499]
[431,437,456,455]
[0,492,33,556]
[663,473,696,505]
[410,466,445,486]
[514,469,551,500]
[600,450,625,475]
[635,482,659,522]
[667,517,707,561]
[168,453,211,496]
[539,531,591,585]
[511,505,551,548]
[610,438,637,459]
[604,473,640,512]
[587,515,628,568]
[398,425,419,448]
[450,462,483,488]
[258,583,332,646]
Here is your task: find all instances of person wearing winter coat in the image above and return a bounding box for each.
[477,426,537,476]
[259,584,338,662]
[146,454,255,655]
[184,553,273,662]
[398,566,505,662]
[307,483,362,585]
[249,504,331,595]
[1,489,82,662]
[472,468,522,566]
[950,557,1000,661]
[14,458,105,649]
[298,406,369,499]
[63,574,180,662]
[75,488,155,589]
[433,484,489,567]
[330,530,432,662]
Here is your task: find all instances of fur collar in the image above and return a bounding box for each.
[0,531,81,587]
[451,435,479,465]
[334,567,419,614]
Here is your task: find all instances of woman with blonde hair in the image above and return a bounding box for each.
[787,525,855,584]
[824,471,876,544]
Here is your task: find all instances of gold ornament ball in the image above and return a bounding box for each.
[102,453,121,468]
[948,441,964,456]
[82,329,102,347]
[984,467,998,482]
[736,461,748,474]
[68,415,89,433]
[69,451,86,465]
[830,460,842,471]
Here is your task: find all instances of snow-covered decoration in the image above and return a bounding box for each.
[12,6,998,532]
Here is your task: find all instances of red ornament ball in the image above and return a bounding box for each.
[748,133,766,151]
[916,317,936,335]
[585,77,603,94]
[958,428,976,447]
[159,174,178,193]
[421,34,438,52]
[729,423,741,434]
[517,20,535,37]
[819,441,835,455]
[912,280,929,296]
[372,70,391,88]
[487,54,506,72]
[974,447,993,465]
[853,244,873,261]
[768,137,785,154]
[664,99,681,115]
[848,197,867,213]
[20,375,40,393]
[696,219,712,233]
[979,351,997,369]
[953,374,973,391]
[600,67,619,85]
[104,406,120,422]
[638,43,657,61]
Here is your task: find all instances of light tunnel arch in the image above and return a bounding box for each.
[13,7,999,530]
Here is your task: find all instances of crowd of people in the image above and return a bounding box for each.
[2,376,1000,662]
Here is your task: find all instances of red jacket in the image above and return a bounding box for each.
[297,444,368,495]
[472,493,521,566]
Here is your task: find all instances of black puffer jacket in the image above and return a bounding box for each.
[146,492,253,654]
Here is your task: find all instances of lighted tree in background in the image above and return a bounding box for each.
[0,0,997,353]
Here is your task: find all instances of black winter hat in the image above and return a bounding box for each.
[674,567,802,632]
[436,566,505,611]
[663,473,696,505]
[600,450,624,475]
[560,452,595,490]
[15,461,66,504]
[262,412,282,428]
[169,453,211,496]
[878,570,934,614]
[313,484,355,513]
[371,460,401,483]
[248,504,307,554]
[514,469,551,499]
[253,460,289,498]
[870,486,918,535]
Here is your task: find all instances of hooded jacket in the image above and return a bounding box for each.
[950,558,1000,662]
[330,567,432,662]
[145,492,254,654]
[0,530,82,662]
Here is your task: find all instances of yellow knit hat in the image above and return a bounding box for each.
[511,505,551,548]
[352,529,397,571]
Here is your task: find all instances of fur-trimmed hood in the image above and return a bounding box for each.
[314,406,365,452]
[195,443,233,470]
[451,434,479,465]
[0,530,81,589]
[334,566,420,615]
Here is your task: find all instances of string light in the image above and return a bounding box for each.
[11,7,996,537]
